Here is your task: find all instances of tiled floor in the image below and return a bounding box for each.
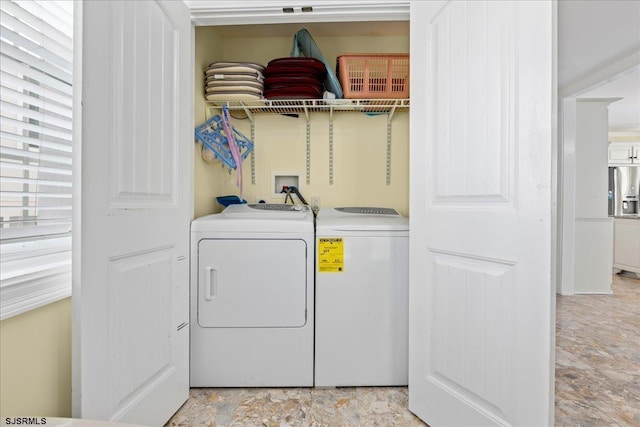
[166,387,425,427]
[167,273,640,427]
[555,272,640,426]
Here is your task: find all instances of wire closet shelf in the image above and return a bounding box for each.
[205,98,409,116]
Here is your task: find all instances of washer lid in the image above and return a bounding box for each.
[191,203,314,233]
[316,207,409,231]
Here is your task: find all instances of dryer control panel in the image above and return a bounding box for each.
[335,207,399,215]
[248,203,309,212]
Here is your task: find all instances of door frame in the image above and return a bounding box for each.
[72,0,561,422]
[184,1,557,423]
[557,51,640,295]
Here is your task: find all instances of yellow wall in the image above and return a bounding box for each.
[194,28,410,217]
[0,297,72,417]
[194,27,226,218]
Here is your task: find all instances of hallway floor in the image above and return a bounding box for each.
[555,272,640,426]
[167,274,639,426]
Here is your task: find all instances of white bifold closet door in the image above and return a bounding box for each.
[72,1,192,425]
[409,1,555,426]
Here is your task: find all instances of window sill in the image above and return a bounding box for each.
[1,263,71,321]
[1,237,72,320]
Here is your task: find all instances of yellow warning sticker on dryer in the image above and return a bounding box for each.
[318,238,344,272]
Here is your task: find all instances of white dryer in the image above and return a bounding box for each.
[315,207,409,387]
[190,203,314,387]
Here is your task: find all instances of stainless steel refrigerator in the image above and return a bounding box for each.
[608,166,640,216]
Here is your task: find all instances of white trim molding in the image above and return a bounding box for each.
[184,1,410,26]
[1,268,71,320]
[559,50,640,98]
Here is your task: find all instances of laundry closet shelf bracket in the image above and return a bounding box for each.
[302,105,311,185]
[250,119,256,185]
[386,104,399,185]
[329,107,334,185]
[240,105,256,185]
[204,99,410,187]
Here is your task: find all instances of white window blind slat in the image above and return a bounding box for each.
[0,146,72,166]
[0,224,71,241]
[0,0,73,319]
[2,221,72,230]
[1,54,73,95]
[0,208,72,218]
[0,116,72,142]
[0,161,71,176]
[0,6,73,69]
[0,40,72,84]
[0,191,71,199]
[1,83,72,117]
[39,0,73,27]
[0,176,72,187]
[1,101,73,131]
[0,24,72,74]
[15,1,73,45]
[1,130,72,154]
[1,71,72,106]
[2,1,72,52]
[0,191,72,198]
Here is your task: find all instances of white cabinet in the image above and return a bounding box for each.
[613,218,640,277]
[608,142,640,165]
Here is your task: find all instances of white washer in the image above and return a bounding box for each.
[315,207,409,387]
[190,203,314,387]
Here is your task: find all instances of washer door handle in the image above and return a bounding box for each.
[205,267,217,301]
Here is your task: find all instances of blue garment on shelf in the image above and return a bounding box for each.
[291,28,344,99]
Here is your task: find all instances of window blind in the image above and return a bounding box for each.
[0,0,73,319]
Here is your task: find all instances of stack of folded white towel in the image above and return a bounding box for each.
[204,61,265,101]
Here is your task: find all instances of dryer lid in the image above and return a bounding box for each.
[191,203,314,233]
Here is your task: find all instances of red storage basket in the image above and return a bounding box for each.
[337,54,409,99]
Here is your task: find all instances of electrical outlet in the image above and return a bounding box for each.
[311,197,321,213]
